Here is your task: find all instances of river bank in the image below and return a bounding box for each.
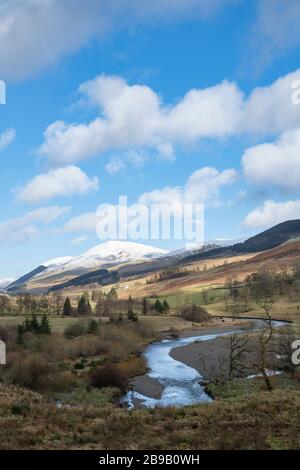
[125,319,253,407]
[125,318,288,408]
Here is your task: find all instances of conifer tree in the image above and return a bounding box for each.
[162,299,170,314]
[40,314,51,334]
[63,297,72,316]
[154,299,163,314]
[142,297,148,315]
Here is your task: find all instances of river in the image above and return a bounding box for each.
[122,320,286,409]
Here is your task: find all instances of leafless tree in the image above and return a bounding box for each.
[228,334,250,381]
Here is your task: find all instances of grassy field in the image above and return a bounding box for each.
[0,382,298,449]
[0,314,217,334]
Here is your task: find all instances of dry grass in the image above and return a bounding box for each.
[0,383,298,449]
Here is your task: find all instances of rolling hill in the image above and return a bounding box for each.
[5,220,300,294]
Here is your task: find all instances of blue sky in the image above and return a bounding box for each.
[1,0,300,278]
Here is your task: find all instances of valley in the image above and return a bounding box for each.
[0,220,300,450]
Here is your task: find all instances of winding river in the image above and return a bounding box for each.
[122,320,286,409]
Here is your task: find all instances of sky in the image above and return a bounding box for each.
[1,0,300,278]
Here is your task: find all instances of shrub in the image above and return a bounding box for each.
[180,305,210,323]
[9,354,53,392]
[127,310,138,322]
[88,319,99,334]
[11,401,31,416]
[90,365,128,392]
[64,321,87,338]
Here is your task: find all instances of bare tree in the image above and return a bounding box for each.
[198,351,227,385]
[228,334,249,381]
[252,298,276,392]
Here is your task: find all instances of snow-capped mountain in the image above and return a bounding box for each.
[43,256,76,268]
[0,278,15,291]
[41,241,168,274]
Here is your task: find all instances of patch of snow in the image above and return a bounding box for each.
[43,256,76,268]
[0,278,15,290]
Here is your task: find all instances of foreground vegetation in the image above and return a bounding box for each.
[0,270,299,450]
[0,383,298,449]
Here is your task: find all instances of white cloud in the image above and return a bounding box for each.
[63,212,99,234]
[156,143,175,161]
[139,167,237,207]
[0,206,70,244]
[71,235,89,245]
[0,128,16,150]
[242,128,300,191]
[105,150,148,174]
[0,0,235,81]
[16,165,99,203]
[38,69,300,165]
[240,69,300,135]
[243,200,300,230]
[105,157,126,175]
[39,75,244,164]
[62,166,237,235]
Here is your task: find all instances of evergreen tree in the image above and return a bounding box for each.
[88,319,98,334]
[162,299,170,314]
[63,297,72,316]
[142,297,148,315]
[127,310,138,322]
[128,295,133,313]
[40,314,51,334]
[30,314,40,333]
[154,299,163,314]
[77,296,88,315]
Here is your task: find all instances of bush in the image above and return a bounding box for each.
[127,310,138,322]
[64,321,87,338]
[180,305,210,323]
[90,365,128,392]
[8,352,75,393]
[9,354,53,392]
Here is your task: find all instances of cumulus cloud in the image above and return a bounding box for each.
[0,128,16,150]
[0,0,235,81]
[39,75,244,164]
[242,128,300,192]
[240,69,300,135]
[38,69,300,165]
[243,200,300,230]
[140,167,237,207]
[0,206,70,244]
[62,166,237,235]
[15,165,99,203]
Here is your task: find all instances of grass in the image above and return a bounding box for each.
[0,314,217,335]
[0,315,81,333]
[54,384,120,406]
[0,383,299,449]
[207,373,300,400]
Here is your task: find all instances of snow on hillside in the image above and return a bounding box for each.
[43,256,75,268]
[42,241,168,273]
[0,278,15,290]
